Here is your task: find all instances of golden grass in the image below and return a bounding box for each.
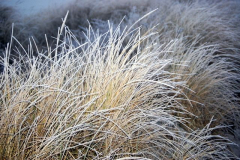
[0,0,240,159]
[0,14,238,159]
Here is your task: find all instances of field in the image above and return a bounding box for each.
[0,0,240,159]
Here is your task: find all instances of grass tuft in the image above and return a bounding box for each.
[0,0,240,159]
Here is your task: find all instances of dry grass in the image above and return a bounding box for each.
[0,0,240,159]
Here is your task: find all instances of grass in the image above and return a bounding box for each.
[0,0,240,159]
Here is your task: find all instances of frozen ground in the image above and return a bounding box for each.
[2,0,74,16]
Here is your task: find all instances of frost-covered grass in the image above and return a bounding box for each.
[0,0,240,159]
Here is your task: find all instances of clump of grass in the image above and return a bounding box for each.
[0,12,237,159]
[162,38,240,130]
[143,0,240,133]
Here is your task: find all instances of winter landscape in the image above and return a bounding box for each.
[0,0,240,159]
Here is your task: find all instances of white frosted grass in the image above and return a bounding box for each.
[0,12,237,159]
